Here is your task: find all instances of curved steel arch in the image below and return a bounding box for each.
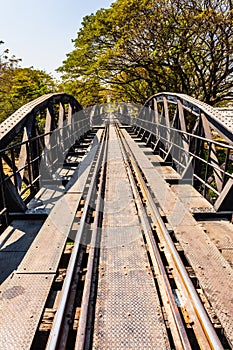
[0,93,83,149]
[143,92,233,144]
[0,93,90,227]
[124,92,233,211]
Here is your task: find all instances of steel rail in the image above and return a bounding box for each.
[116,126,192,350]
[45,127,107,350]
[117,125,224,350]
[74,125,108,350]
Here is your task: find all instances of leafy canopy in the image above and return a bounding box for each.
[58,0,233,106]
[0,41,56,123]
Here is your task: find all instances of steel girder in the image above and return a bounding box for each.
[120,92,233,211]
[0,93,90,226]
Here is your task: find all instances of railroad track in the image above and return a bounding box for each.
[26,122,231,350]
[0,118,232,350]
[115,124,225,350]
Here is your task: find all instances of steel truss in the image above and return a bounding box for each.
[0,93,90,229]
[118,93,233,211]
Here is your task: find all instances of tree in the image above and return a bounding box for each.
[59,0,233,105]
[151,0,233,104]
[0,42,56,123]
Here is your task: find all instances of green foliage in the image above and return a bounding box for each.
[58,0,233,106]
[0,41,56,123]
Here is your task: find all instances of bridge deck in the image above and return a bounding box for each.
[93,125,169,349]
[0,125,232,348]
[0,220,44,285]
[122,128,233,345]
[0,131,103,349]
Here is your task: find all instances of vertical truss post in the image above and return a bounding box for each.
[191,117,205,188]
[163,97,170,148]
[177,100,189,153]
[201,114,223,192]
[153,98,159,138]
[44,106,57,174]
[0,156,8,227]
[18,127,30,191]
[58,103,65,165]
[29,114,41,192]
[45,107,52,148]
[68,103,73,145]
[176,100,190,174]
[59,103,65,128]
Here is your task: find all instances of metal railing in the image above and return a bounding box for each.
[0,100,90,231]
[118,113,233,209]
[142,123,232,203]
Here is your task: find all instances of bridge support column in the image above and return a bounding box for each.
[214,178,233,211]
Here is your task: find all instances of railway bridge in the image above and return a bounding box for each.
[0,92,233,349]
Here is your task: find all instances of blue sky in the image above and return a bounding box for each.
[0,0,114,77]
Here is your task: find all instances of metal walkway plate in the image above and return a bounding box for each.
[0,220,43,284]
[0,130,104,350]
[122,129,233,347]
[17,130,103,274]
[0,273,54,350]
[0,220,42,252]
[93,126,169,349]
[171,184,214,212]
[17,194,82,273]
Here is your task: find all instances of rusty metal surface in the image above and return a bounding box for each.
[171,184,214,212]
[122,128,233,347]
[0,130,103,349]
[93,126,169,350]
[199,220,233,268]
[176,224,233,347]
[0,273,54,350]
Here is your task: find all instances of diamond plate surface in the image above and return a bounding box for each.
[0,220,43,284]
[0,273,54,350]
[221,249,233,268]
[0,252,25,284]
[66,130,103,193]
[100,226,142,249]
[93,126,169,349]
[0,220,43,252]
[123,129,233,347]
[17,193,82,273]
[171,184,214,212]
[17,132,102,273]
